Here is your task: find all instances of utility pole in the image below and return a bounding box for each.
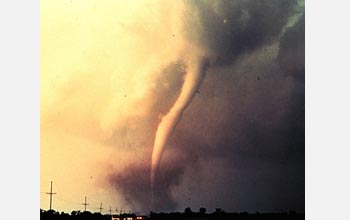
[46,181,56,210]
[82,196,89,212]
[99,202,103,213]
[109,206,112,216]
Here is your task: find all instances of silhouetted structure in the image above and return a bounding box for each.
[109,206,112,216]
[82,196,89,212]
[45,181,56,210]
[199,208,206,215]
[99,202,103,214]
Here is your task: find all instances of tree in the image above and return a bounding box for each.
[71,210,81,216]
[199,207,206,214]
[184,207,192,214]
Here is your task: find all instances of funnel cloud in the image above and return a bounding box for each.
[151,55,207,194]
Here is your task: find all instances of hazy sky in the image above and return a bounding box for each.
[41,0,304,214]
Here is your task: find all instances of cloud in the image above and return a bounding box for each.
[278,12,305,82]
[186,0,296,66]
[108,148,192,212]
[108,0,304,212]
[41,0,304,213]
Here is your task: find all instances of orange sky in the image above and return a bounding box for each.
[40,0,191,212]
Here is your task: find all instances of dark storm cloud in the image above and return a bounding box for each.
[168,56,304,212]
[108,165,151,211]
[108,149,194,212]
[278,13,305,82]
[166,8,305,211]
[108,0,304,213]
[187,0,296,66]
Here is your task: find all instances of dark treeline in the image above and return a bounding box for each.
[150,208,304,220]
[40,209,120,220]
[40,208,304,220]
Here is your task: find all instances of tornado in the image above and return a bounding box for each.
[151,55,207,197]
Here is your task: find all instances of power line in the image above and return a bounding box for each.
[99,202,103,213]
[46,181,56,210]
[82,196,89,212]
